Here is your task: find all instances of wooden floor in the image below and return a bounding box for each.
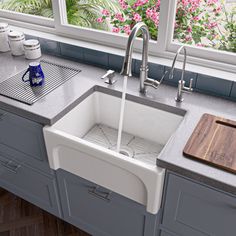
[0,188,91,236]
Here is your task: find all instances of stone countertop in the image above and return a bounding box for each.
[1,52,236,196]
[0,53,110,125]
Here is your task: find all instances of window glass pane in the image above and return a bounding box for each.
[66,0,160,40]
[173,0,236,53]
[0,0,53,18]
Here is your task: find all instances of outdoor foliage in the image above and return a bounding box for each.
[174,0,236,52]
[97,0,161,40]
[0,0,235,53]
[98,0,236,53]
[0,0,53,18]
[65,0,120,30]
[0,0,120,30]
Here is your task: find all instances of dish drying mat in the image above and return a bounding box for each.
[0,59,81,105]
[83,124,164,165]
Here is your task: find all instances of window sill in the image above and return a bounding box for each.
[7,24,236,82]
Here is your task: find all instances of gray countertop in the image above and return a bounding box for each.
[1,52,236,196]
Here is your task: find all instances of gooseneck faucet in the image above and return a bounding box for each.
[169,45,193,102]
[121,22,162,94]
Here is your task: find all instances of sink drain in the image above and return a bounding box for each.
[118,146,134,158]
[110,145,133,157]
[119,149,130,157]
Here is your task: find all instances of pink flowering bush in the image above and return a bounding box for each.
[98,0,161,40]
[98,0,235,52]
[174,0,235,52]
[175,0,221,46]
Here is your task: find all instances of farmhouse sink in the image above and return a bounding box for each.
[43,86,186,214]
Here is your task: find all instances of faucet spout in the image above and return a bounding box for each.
[169,45,187,82]
[169,45,193,102]
[121,22,150,94]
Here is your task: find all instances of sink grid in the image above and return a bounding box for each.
[0,59,81,105]
[83,124,163,165]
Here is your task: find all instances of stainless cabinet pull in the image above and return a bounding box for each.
[88,186,111,202]
[0,159,21,174]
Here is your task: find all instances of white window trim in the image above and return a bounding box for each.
[5,23,235,82]
[0,9,54,27]
[52,0,158,53]
[0,0,235,74]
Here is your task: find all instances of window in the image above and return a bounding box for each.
[173,0,236,53]
[0,0,53,18]
[65,0,160,41]
[0,0,235,71]
[0,0,54,27]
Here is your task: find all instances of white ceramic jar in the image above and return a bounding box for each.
[23,39,41,60]
[0,22,10,52]
[8,31,25,56]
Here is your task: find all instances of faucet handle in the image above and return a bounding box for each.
[183,78,193,93]
[101,70,116,85]
[144,78,160,89]
[159,70,168,85]
[189,78,193,91]
[144,71,168,89]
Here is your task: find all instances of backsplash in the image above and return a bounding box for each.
[26,35,236,101]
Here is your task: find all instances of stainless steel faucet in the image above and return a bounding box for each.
[120,22,162,94]
[169,45,193,102]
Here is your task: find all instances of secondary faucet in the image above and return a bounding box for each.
[169,45,193,102]
[121,22,163,94]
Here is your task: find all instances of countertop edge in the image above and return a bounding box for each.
[156,158,236,197]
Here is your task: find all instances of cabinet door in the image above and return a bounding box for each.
[0,109,50,172]
[0,153,61,217]
[162,173,236,236]
[57,169,159,236]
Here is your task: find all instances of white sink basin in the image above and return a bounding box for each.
[43,87,185,214]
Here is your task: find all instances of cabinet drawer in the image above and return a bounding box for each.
[162,173,236,236]
[0,109,50,172]
[57,169,158,236]
[0,109,47,161]
[0,153,61,217]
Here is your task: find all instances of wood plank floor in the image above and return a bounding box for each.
[0,188,91,236]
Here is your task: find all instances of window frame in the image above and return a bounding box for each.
[0,9,54,27]
[0,0,235,73]
[164,0,236,66]
[52,0,159,54]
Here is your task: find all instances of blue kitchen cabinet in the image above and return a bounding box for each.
[161,172,236,236]
[0,108,51,173]
[0,108,61,216]
[56,169,161,236]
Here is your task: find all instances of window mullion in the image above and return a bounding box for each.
[52,0,67,31]
[156,0,176,54]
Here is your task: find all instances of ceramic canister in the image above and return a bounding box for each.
[8,31,25,56]
[0,22,10,52]
[24,39,42,60]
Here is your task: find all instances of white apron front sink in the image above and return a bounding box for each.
[43,86,185,214]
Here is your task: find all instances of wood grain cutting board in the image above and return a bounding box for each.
[183,113,236,174]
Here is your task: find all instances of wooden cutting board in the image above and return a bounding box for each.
[183,113,236,174]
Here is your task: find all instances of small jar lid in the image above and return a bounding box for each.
[8,31,24,40]
[24,39,40,48]
[0,22,9,32]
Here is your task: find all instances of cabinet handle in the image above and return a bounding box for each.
[88,186,111,202]
[0,160,21,174]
